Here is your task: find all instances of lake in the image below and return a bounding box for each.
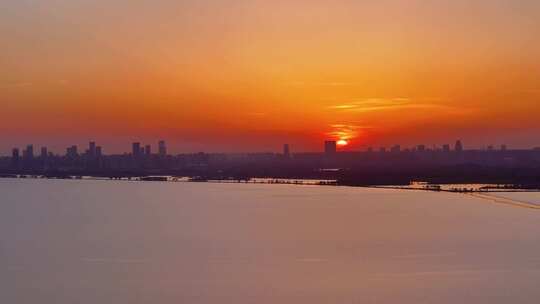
[1,178,540,303]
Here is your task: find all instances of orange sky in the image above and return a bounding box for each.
[1,0,540,154]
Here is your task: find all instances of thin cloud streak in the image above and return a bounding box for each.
[329,98,474,115]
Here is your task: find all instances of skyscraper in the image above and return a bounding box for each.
[89,141,96,157]
[132,142,141,157]
[40,147,48,158]
[455,140,463,152]
[95,146,102,157]
[11,148,20,167]
[442,144,451,153]
[145,145,151,156]
[67,145,78,158]
[158,140,167,157]
[23,145,34,160]
[325,141,337,155]
[283,144,290,158]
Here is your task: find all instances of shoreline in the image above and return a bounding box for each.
[2,174,540,194]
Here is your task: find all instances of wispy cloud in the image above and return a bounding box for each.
[328,98,469,114]
[326,123,372,141]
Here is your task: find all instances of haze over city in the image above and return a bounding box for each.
[2,0,540,154]
[3,2,540,304]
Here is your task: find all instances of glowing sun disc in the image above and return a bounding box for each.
[337,139,348,146]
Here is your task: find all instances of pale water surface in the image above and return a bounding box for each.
[1,179,540,303]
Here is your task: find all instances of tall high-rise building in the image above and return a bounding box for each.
[324,141,337,155]
[11,148,21,167]
[67,145,78,158]
[145,145,151,156]
[40,147,48,158]
[23,145,34,160]
[95,146,102,157]
[455,140,463,152]
[132,142,141,157]
[283,144,290,158]
[442,144,451,152]
[12,148,20,159]
[89,142,96,157]
[158,140,167,157]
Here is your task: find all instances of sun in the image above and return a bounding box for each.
[337,139,348,146]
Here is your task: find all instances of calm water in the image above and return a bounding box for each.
[1,179,540,304]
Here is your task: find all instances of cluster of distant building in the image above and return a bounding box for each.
[15,140,168,161]
[322,139,466,155]
[2,138,540,174]
[7,140,170,172]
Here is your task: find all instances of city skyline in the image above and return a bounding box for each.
[3,138,532,158]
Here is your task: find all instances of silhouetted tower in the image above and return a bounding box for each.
[283,144,290,158]
[417,145,426,152]
[158,140,167,157]
[23,144,34,160]
[95,146,102,157]
[145,145,151,156]
[501,144,507,151]
[442,144,451,153]
[325,141,337,155]
[455,140,463,152]
[66,145,78,158]
[132,142,141,157]
[89,142,96,157]
[40,147,48,158]
[11,148,20,168]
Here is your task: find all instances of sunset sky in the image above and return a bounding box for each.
[2,0,540,154]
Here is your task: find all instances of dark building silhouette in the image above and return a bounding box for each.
[23,145,34,160]
[325,141,337,155]
[442,144,451,153]
[283,144,290,158]
[145,145,151,156]
[391,145,401,153]
[417,145,426,152]
[132,142,141,157]
[158,140,167,157]
[455,140,464,152]
[89,142,96,157]
[40,147,48,158]
[96,146,102,157]
[11,148,20,168]
[67,145,78,158]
